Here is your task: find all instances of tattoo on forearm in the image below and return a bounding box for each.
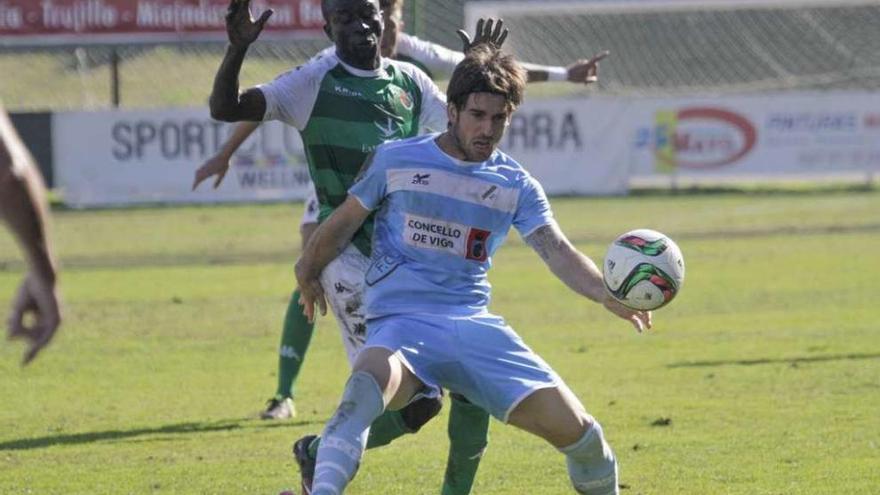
[526,224,566,261]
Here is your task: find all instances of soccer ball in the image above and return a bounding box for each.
[603,229,685,311]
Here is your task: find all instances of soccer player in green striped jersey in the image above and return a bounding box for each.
[204,1,510,494]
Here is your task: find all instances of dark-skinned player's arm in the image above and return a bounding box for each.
[209,0,273,122]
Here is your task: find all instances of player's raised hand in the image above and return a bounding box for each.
[7,272,61,365]
[457,18,509,53]
[225,0,273,48]
[192,153,232,190]
[602,296,652,333]
[567,51,610,85]
[294,259,327,323]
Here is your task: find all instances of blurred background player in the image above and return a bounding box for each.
[293,43,650,495]
[201,1,511,494]
[0,105,62,366]
[195,0,608,423]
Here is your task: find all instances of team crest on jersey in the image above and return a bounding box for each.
[390,86,414,111]
[466,228,491,261]
[399,90,414,110]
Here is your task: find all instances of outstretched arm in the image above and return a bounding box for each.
[456,18,607,85]
[523,50,609,85]
[294,195,372,322]
[525,221,652,333]
[192,120,260,190]
[0,108,61,365]
[209,0,273,122]
[406,19,607,85]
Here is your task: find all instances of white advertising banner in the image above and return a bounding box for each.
[500,98,631,196]
[626,92,880,180]
[54,108,313,207]
[53,92,880,207]
[54,103,631,207]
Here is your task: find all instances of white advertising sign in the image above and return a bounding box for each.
[626,92,880,180]
[500,98,631,195]
[53,92,880,207]
[54,103,630,207]
[54,107,312,207]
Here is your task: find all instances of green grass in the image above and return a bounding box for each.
[1,191,879,494]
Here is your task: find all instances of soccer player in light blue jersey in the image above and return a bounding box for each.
[295,45,652,494]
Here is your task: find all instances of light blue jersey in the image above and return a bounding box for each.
[349,134,554,319]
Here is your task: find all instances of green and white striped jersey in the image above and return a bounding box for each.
[259,50,447,255]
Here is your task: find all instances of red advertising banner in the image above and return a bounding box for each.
[0,0,325,45]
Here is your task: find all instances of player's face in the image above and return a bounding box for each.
[324,0,384,69]
[449,92,511,162]
[380,7,402,57]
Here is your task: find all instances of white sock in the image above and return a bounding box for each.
[559,420,619,495]
[311,371,385,495]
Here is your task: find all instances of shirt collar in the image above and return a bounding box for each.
[333,49,388,77]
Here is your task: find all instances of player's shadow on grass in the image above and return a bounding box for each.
[0,417,323,451]
[667,351,880,368]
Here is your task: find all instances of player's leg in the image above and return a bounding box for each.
[441,393,490,495]
[507,385,618,495]
[317,244,444,446]
[293,246,443,490]
[262,194,320,419]
[294,391,442,492]
[316,243,424,446]
[451,314,617,495]
[311,346,426,494]
[262,288,313,419]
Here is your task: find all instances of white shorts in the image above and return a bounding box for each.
[300,185,319,227]
[318,244,371,364]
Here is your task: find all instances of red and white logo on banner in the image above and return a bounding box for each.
[0,0,325,44]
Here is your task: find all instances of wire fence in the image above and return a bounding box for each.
[2,0,879,111]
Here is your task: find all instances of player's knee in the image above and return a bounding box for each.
[352,347,397,389]
[562,421,618,495]
[400,395,443,432]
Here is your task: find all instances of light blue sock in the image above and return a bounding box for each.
[312,371,385,495]
[559,421,619,495]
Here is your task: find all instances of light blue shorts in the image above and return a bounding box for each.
[365,313,561,422]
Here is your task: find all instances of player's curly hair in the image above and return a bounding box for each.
[447,45,527,112]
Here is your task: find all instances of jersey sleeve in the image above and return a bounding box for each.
[520,61,567,78]
[404,64,448,133]
[513,174,554,238]
[396,33,464,80]
[348,151,387,211]
[257,59,328,131]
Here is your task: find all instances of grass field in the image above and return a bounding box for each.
[1,190,879,494]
